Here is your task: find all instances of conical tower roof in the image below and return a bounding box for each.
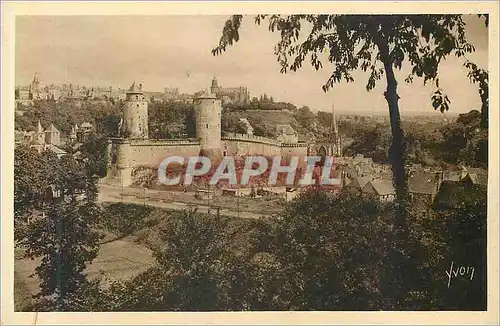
[197,88,216,99]
[127,81,143,94]
[46,123,59,133]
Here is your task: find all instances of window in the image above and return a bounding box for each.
[136,95,139,99]
[206,124,209,128]
[137,104,139,107]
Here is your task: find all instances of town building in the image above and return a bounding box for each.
[44,123,61,146]
[164,87,180,100]
[408,171,443,203]
[362,179,396,202]
[276,124,299,143]
[77,122,94,142]
[15,120,67,158]
[210,76,250,104]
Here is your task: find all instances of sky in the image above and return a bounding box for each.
[16,15,488,115]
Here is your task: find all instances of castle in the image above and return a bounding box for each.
[210,76,250,104]
[105,82,310,187]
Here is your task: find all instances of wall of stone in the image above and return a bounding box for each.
[126,139,201,167]
[280,143,309,160]
[222,136,281,157]
[107,136,310,187]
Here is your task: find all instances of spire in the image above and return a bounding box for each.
[332,105,338,135]
[37,120,43,133]
[331,105,341,156]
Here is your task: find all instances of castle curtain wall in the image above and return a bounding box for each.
[127,140,201,167]
[222,138,281,157]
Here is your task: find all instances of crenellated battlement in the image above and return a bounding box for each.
[222,132,280,146]
[280,142,309,148]
[110,137,200,146]
[130,138,200,146]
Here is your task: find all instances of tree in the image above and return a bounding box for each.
[14,148,64,238]
[294,106,315,129]
[234,120,249,134]
[17,149,103,311]
[316,111,334,129]
[345,124,391,163]
[152,209,233,310]
[79,133,110,178]
[439,110,487,167]
[62,188,486,311]
[212,14,485,306]
[14,146,53,223]
[148,101,196,139]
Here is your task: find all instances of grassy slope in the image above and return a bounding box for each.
[226,109,306,135]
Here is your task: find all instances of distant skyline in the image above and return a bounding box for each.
[16,15,488,115]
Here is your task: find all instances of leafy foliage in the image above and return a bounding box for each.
[15,147,103,310]
[148,100,196,139]
[214,15,476,96]
[14,147,55,223]
[294,106,316,130]
[212,17,488,272]
[100,203,154,237]
[78,133,110,178]
[15,99,122,136]
[91,188,486,311]
[345,124,391,163]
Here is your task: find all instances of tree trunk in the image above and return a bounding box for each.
[480,84,488,128]
[378,38,410,309]
[379,45,408,228]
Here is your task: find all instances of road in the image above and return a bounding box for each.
[97,184,271,219]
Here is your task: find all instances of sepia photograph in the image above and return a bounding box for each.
[1,1,499,325]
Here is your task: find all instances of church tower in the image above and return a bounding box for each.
[195,88,222,161]
[123,82,149,139]
[210,75,219,94]
[31,73,40,92]
[332,105,342,157]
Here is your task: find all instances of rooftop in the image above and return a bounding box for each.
[126,81,143,94]
[369,179,395,196]
[276,124,297,136]
[80,122,93,128]
[46,123,60,133]
[196,88,217,99]
[409,172,439,195]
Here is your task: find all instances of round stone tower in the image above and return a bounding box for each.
[123,82,148,139]
[195,88,222,161]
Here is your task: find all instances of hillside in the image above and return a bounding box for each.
[223,109,306,138]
